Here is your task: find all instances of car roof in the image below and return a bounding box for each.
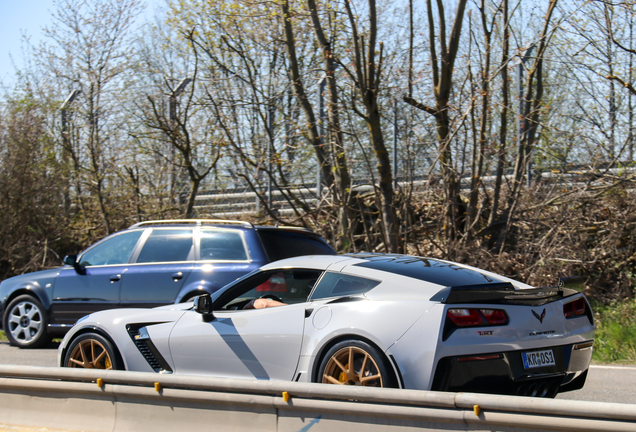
[127,219,316,234]
[261,253,530,290]
[260,254,359,270]
[346,253,508,287]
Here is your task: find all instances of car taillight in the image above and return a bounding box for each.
[447,308,482,326]
[480,309,507,324]
[447,308,508,327]
[563,297,586,318]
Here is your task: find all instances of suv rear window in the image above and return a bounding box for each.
[136,229,194,263]
[257,229,336,262]
[200,229,248,261]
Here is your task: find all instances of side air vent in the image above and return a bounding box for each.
[126,324,173,373]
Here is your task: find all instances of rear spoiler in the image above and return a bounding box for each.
[430,277,584,306]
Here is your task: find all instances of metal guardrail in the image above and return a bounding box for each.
[0,366,635,432]
[194,167,636,217]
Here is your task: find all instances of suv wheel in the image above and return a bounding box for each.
[3,295,50,348]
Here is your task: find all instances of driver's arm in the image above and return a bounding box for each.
[244,298,287,309]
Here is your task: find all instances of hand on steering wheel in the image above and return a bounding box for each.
[259,294,283,302]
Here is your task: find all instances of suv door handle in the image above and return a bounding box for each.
[172,272,184,281]
[110,274,121,283]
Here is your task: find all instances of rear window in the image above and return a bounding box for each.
[257,229,336,262]
[311,272,380,300]
[353,256,505,287]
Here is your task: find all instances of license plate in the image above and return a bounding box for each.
[522,349,555,369]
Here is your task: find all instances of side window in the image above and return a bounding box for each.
[199,229,248,261]
[257,230,336,261]
[216,269,323,310]
[79,231,143,267]
[310,272,380,300]
[136,229,194,263]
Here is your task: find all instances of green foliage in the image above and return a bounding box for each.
[591,299,636,364]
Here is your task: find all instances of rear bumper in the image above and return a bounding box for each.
[430,340,593,397]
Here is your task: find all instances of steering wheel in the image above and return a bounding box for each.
[260,294,283,302]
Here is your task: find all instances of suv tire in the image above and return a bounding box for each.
[3,295,50,348]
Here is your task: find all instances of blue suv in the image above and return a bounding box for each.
[0,219,336,348]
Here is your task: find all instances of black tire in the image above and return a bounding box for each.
[317,339,396,388]
[3,295,50,348]
[63,332,122,370]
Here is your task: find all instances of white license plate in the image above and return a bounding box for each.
[522,349,555,369]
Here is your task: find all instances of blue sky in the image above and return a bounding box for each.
[0,0,162,89]
[0,0,55,87]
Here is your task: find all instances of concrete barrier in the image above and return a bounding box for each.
[0,365,634,432]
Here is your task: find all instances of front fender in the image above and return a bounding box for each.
[0,268,61,313]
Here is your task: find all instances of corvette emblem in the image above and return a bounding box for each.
[532,308,546,323]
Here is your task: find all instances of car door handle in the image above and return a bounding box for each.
[305,308,314,318]
[172,272,184,281]
[110,274,121,283]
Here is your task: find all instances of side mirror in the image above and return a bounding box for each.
[63,255,85,274]
[193,294,214,322]
[63,255,77,266]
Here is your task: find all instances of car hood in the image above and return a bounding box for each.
[0,267,62,290]
[155,302,194,311]
[74,302,193,326]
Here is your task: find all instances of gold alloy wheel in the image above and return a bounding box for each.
[67,338,113,369]
[321,346,383,386]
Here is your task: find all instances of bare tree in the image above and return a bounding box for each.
[40,0,143,234]
[343,0,399,253]
[141,29,221,218]
[488,0,510,229]
[403,0,468,245]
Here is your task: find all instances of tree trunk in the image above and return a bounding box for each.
[306,0,353,250]
[345,0,399,253]
[403,0,468,247]
[280,0,334,189]
[488,0,510,229]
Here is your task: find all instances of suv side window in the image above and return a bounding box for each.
[79,230,144,267]
[310,272,380,300]
[257,230,336,261]
[200,229,247,261]
[136,229,194,263]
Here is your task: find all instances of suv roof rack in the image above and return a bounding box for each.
[128,219,254,229]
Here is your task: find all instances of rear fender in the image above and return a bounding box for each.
[175,280,223,303]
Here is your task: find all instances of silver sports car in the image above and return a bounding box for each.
[58,254,594,397]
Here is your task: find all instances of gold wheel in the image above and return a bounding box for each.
[66,337,113,369]
[321,345,383,386]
